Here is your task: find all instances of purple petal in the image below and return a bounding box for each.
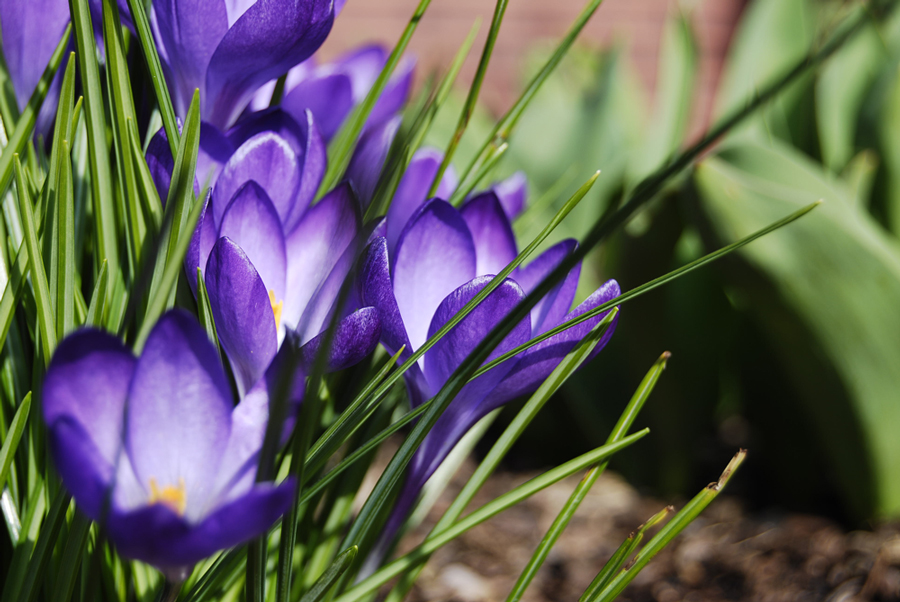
[152,0,229,118]
[145,126,176,204]
[368,56,415,128]
[299,306,381,371]
[414,276,530,486]
[345,115,400,209]
[43,330,137,518]
[512,239,581,335]
[281,73,353,141]
[460,191,518,276]
[205,237,279,396]
[218,181,288,300]
[0,0,70,113]
[491,279,621,405]
[386,148,449,256]
[197,121,236,187]
[106,481,294,568]
[493,172,527,220]
[204,0,334,128]
[393,199,476,351]
[185,192,217,295]
[284,183,359,330]
[125,311,234,521]
[213,132,300,229]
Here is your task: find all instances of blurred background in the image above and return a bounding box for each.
[324,0,900,525]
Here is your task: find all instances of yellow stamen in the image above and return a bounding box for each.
[149,477,187,516]
[269,290,283,330]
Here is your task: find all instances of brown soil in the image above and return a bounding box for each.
[393,467,900,602]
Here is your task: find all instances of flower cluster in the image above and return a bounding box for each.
[30,0,621,574]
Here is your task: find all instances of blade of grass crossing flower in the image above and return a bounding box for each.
[0,392,29,494]
[298,547,358,602]
[70,0,119,285]
[321,0,435,193]
[337,431,649,602]
[0,26,70,198]
[454,0,610,191]
[590,450,747,602]
[448,141,507,207]
[474,201,821,378]
[1,488,68,602]
[195,268,221,353]
[55,140,75,339]
[505,351,670,602]
[384,311,620,602]
[14,157,55,366]
[125,0,179,154]
[579,506,672,602]
[428,0,508,197]
[85,260,109,328]
[103,0,146,272]
[49,514,91,602]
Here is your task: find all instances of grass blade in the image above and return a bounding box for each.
[56,140,75,338]
[297,547,358,602]
[49,514,91,602]
[0,392,30,494]
[85,260,109,328]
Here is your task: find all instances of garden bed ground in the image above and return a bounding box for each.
[393,464,900,602]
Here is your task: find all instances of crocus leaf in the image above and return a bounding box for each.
[297,546,358,602]
[0,392,29,494]
[694,138,900,518]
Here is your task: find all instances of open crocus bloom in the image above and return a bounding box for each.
[252,44,414,142]
[150,0,334,128]
[359,171,620,545]
[43,311,296,572]
[178,110,380,395]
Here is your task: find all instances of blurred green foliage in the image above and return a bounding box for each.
[429,0,900,521]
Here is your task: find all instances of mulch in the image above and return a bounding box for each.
[392,466,900,602]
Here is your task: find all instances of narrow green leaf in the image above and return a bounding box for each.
[321,0,435,192]
[69,0,119,284]
[579,505,672,601]
[126,118,163,233]
[125,0,179,155]
[85,260,109,328]
[0,243,28,376]
[0,47,20,130]
[592,451,747,602]
[298,546,358,602]
[15,156,56,365]
[506,351,670,602]
[195,268,220,348]
[50,514,91,602]
[337,431,649,602]
[0,392,30,493]
[0,26,70,198]
[0,484,46,602]
[56,140,75,338]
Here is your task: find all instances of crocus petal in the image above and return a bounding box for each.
[125,311,234,522]
[512,239,581,335]
[393,199,476,351]
[345,115,400,209]
[43,330,137,519]
[218,181,288,300]
[281,73,353,141]
[185,193,218,295]
[205,237,278,396]
[213,132,300,229]
[107,481,294,568]
[204,0,334,128]
[299,306,381,371]
[284,183,359,328]
[460,191,518,276]
[0,0,70,113]
[386,148,449,255]
[490,279,621,405]
[368,56,415,128]
[152,0,230,118]
[493,171,527,220]
[414,276,531,485]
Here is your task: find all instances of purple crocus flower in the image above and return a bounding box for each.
[251,44,414,142]
[150,0,335,128]
[358,157,620,554]
[154,109,382,396]
[43,311,296,573]
[0,0,70,136]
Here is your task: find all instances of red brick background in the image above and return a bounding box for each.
[318,0,747,132]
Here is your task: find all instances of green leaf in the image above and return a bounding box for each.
[49,514,91,602]
[694,138,900,517]
[56,140,75,339]
[85,260,109,328]
[298,547,358,602]
[0,392,30,494]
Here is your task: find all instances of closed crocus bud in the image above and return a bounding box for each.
[43,311,299,575]
[151,0,334,128]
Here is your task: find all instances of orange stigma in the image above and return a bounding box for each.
[269,290,283,330]
[148,478,187,516]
